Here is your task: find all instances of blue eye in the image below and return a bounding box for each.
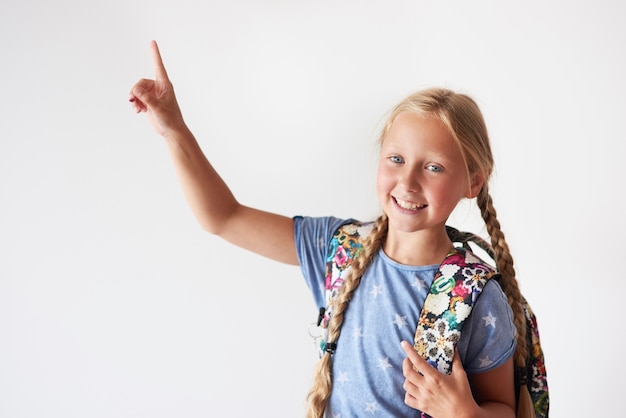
[427,164,443,173]
[389,156,404,164]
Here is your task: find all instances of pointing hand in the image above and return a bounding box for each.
[129,40,187,138]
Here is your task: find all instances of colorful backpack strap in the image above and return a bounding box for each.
[443,227,550,417]
[315,221,371,355]
[413,247,498,374]
[519,298,550,417]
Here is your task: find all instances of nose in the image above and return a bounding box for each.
[398,166,422,193]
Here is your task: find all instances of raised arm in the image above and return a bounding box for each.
[129,41,298,265]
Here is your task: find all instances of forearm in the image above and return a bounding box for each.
[460,401,515,418]
[163,126,240,235]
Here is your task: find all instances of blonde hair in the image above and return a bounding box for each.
[306,88,526,417]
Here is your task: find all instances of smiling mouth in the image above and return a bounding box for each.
[394,197,427,211]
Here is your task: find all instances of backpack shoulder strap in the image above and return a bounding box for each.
[519,298,550,417]
[436,228,550,417]
[314,221,371,354]
[322,221,371,298]
[413,244,498,375]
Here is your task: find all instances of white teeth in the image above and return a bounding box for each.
[395,198,426,210]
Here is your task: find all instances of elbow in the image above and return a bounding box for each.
[198,220,222,236]
[195,203,241,237]
[197,215,231,236]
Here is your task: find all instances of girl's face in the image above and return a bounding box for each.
[376,111,482,236]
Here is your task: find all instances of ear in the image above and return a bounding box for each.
[465,172,485,199]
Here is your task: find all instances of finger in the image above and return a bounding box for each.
[404,391,419,410]
[402,358,423,411]
[402,359,420,397]
[131,78,155,95]
[400,341,430,374]
[400,340,420,365]
[402,357,416,378]
[400,340,415,357]
[452,349,462,366]
[130,79,156,108]
[128,94,141,111]
[150,40,169,81]
[128,89,146,112]
[450,349,466,377]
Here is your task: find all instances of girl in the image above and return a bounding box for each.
[130,41,523,417]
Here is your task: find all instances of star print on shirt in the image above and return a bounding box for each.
[478,355,494,368]
[393,314,408,329]
[353,327,364,338]
[411,276,428,290]
[378,357,392,372]
[370,284,383,298]
[336,370,350,384]
[482,311,497,328]
[365,401,379,415]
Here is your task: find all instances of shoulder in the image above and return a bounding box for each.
[293,215,356,233]
[331,220,376,243]
[449,247,497,275]
[293,216,362,263]
[472,278,515,338]
[461,278,516,373]
[293,216,375,246]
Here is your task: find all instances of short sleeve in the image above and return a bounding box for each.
[293,216,353,308]
[458,279,517,374]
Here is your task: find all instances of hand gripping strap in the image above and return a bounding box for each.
[413,247,497,375]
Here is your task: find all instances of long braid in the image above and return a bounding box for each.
[306,214,388,418]
[476,186,528,366]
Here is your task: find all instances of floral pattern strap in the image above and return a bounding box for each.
[414,248,497,418]
[413,248,497,374]
[315,222,371,355]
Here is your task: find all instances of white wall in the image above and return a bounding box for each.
[1,0,624,416]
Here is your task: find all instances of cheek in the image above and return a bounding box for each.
[375,165,392,194]
[431,181,467,206]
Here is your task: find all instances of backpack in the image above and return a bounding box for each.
[314,222,549,418]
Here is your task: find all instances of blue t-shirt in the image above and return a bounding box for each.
[294,216,516,417]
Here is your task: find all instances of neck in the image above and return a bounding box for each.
[382,228,454,266]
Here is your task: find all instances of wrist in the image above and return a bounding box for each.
[459,403,483,418]
[162,122,193,144]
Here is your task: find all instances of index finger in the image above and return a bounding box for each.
[150,40,169,81]
[400,341,431,374]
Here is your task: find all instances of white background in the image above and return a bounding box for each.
[1,0,624,417]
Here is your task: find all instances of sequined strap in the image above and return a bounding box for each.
[413,247,497,375]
